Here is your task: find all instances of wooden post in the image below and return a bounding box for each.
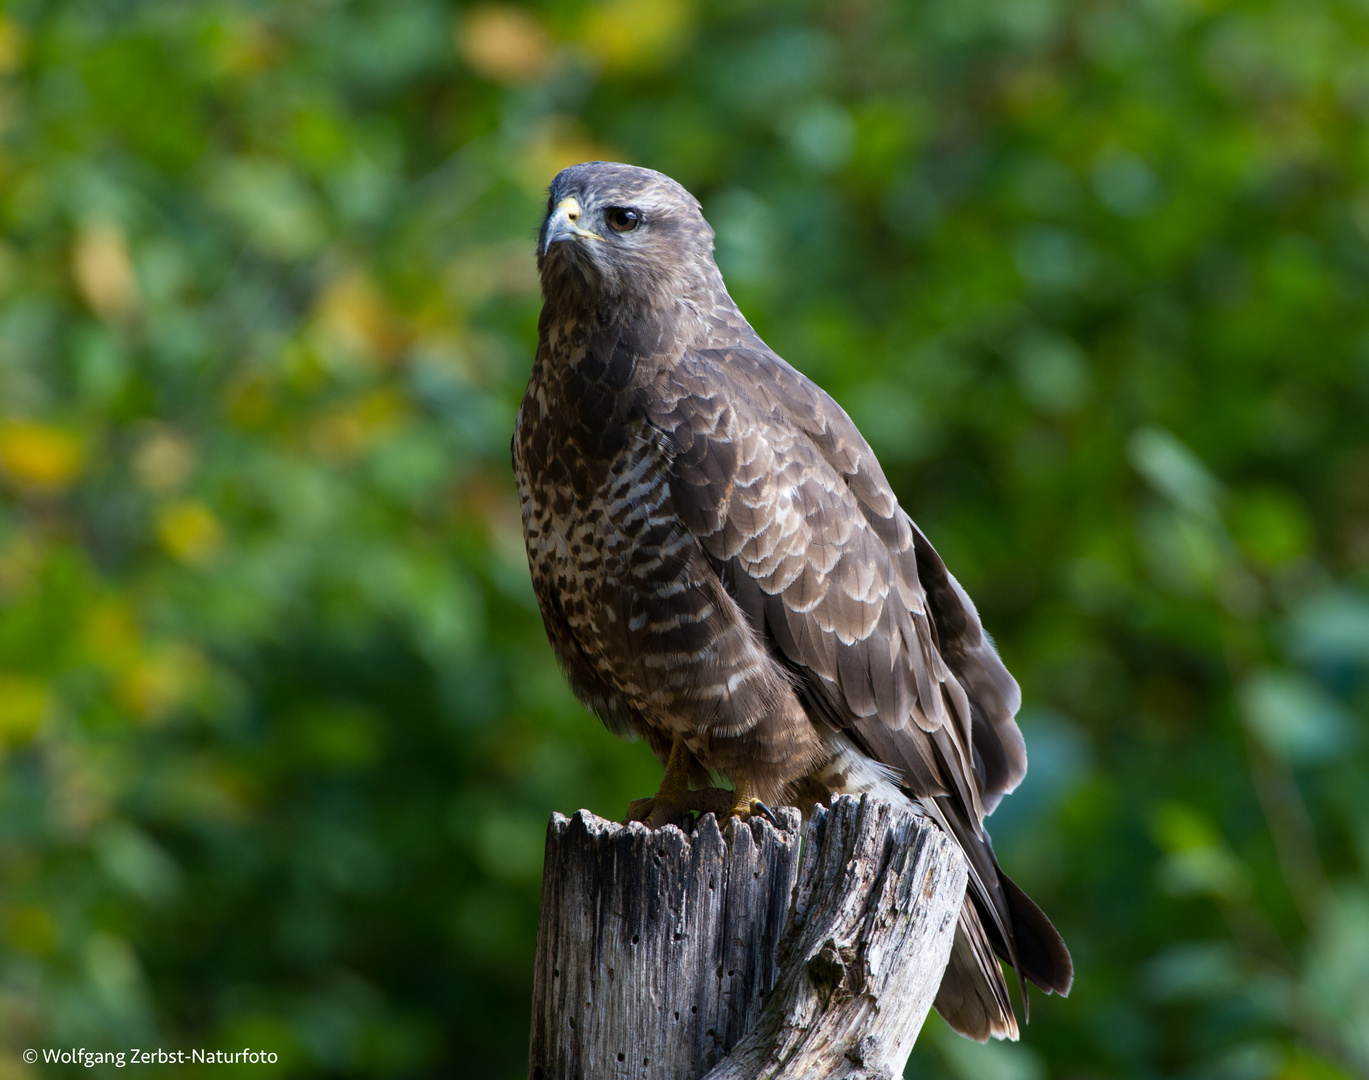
[529,795,967,1080]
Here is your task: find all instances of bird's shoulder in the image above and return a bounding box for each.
[640,342,905,537]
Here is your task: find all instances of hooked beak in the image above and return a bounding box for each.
[541,196,604,256]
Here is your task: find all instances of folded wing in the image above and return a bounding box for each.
[653,344,1072,1039]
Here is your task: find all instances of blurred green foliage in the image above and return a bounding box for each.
[0,0,1367,1077]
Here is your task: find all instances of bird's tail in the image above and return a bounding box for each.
[931,857,1073,1041]
[995,865,1074,998]
[799,734,1072,1041]
[933,900,1019,1041]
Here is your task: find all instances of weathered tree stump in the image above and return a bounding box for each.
[529,795,967,1080]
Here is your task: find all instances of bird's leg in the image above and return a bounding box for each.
[725,773,780,828]
[626,737,734,829]
[626,736,690,824]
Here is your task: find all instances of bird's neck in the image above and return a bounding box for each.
[539,283,759,363]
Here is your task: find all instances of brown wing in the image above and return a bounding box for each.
[653,344,1072,1014]
[655,345,1025,804]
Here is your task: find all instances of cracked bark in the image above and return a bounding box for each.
[528,794,967,1080]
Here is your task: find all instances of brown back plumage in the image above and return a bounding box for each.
[513,161,1072,1042]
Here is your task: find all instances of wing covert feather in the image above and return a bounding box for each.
[654,344,1029,815]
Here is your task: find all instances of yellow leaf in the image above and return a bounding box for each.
[72,220,140,321]
[117,645,203,723]
[0,421,84,492]
[84,601,142,669]
[156,501,224,566]
[457,5,553,84]
[308,388,407,462]
[579,0,693,72]
[0,674,50,744]
[312,270,408,369]
[212,17,285,76]
[0,17,27,75]
[520,115,621,195]
[132,428,197,493]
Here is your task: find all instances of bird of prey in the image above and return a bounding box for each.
[513,161,1072,1041]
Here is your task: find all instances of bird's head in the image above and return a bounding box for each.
[537,161,721,312]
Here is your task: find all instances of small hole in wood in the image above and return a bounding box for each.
[643,1059,649,1066]
[553,969,559,978]
[673,1011,679,1021]
[691,1005,697,1014]
[617,1053,625,1062]
[568,1018,576,1030]
[632,934,639,944]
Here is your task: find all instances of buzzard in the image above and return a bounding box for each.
[513,162,1072,1041]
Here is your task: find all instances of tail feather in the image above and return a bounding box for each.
[932,879,1071,1041]
[933,901,1019,1042]
[923,798,1072,1039]
[805,733,1072,1041]
[998,868,1073,996]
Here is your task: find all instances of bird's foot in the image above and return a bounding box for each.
[626,786,736,830]
[626,790,779,830]
[730,797,780,827]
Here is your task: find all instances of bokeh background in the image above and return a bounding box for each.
[1,0,1367,1076]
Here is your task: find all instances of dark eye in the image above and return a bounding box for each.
[606,207,640,232]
